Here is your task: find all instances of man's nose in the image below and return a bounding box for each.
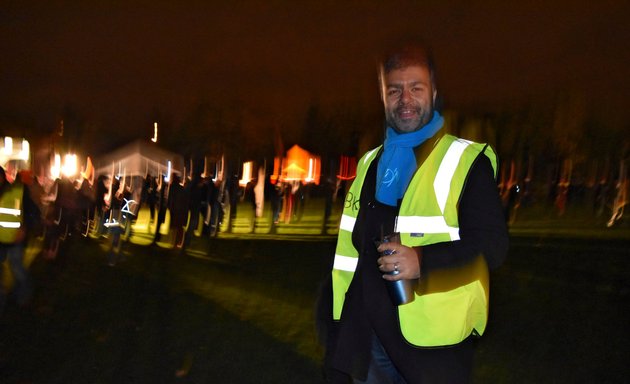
[400,88,413,103]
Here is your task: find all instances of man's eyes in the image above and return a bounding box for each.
[387,87,425,97]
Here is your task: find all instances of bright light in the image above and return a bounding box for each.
[61,154,78,178]
[165,160,171,183]
[19,140,29,161]
[0,137,31,168]
[51,154,61,179]
[239,161,253,186]
[272,145,321,185]
[305,158,315,183]
[283,161,303,181]
[151,122,158,142]
[213,155,225,183]
[3,137,12,155]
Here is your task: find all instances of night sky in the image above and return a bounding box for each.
[1,1,628,150]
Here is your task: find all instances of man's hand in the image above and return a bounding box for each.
[377,243,422,280]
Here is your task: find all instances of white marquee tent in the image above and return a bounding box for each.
[94,139,184,180]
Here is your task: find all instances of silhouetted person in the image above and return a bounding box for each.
[168,173,188,248]
[183,174,204,250]
[152,175,168,245]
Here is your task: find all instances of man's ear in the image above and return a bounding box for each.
[433,89,437,104]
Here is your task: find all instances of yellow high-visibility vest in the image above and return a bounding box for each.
[332,146,381,320]
[0,183,24,244]
[331,134,498,347]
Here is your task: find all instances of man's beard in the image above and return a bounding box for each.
[386,104,433,133]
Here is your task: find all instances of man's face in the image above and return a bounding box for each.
[381,65,436,133]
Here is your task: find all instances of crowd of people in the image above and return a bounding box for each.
[0,146,626,315]
[0,166,230,315]
[8,164,334,265]
[34,171,225,259]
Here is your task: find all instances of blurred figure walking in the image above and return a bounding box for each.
[0,166,39,313]
[168,173,188,248]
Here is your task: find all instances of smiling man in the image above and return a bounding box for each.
[322,41,509,383]
[382,65,436,134]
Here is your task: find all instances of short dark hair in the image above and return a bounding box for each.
[378,40,436,88]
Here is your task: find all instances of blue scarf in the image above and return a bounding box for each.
[376,111,444,206]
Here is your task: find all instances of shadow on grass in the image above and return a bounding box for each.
[0,238,328,384]
[1,234,628,383]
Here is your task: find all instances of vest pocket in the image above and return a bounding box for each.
[398,280,486,347]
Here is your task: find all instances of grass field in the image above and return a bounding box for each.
[0,228,628,383]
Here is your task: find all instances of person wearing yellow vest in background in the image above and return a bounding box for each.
[0,165,38,315]
[318,40,509,383]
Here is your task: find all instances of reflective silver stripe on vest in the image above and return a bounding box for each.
[333,254,359,272]
[0,206,22,228]
[339,214,356,232]
[434,139,471,214]
[363,147,380,164]
[0,207,21,216]
[395,215,461,241]
[0,221,21,228]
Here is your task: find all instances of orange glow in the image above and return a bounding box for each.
[81,156,94,183]
[270,145,321,185]
[337,155,357,180]
[270,157,282,185]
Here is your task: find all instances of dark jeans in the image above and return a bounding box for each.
[353,334,406,384]
[353,333,474,384]
[0,242,32,309]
